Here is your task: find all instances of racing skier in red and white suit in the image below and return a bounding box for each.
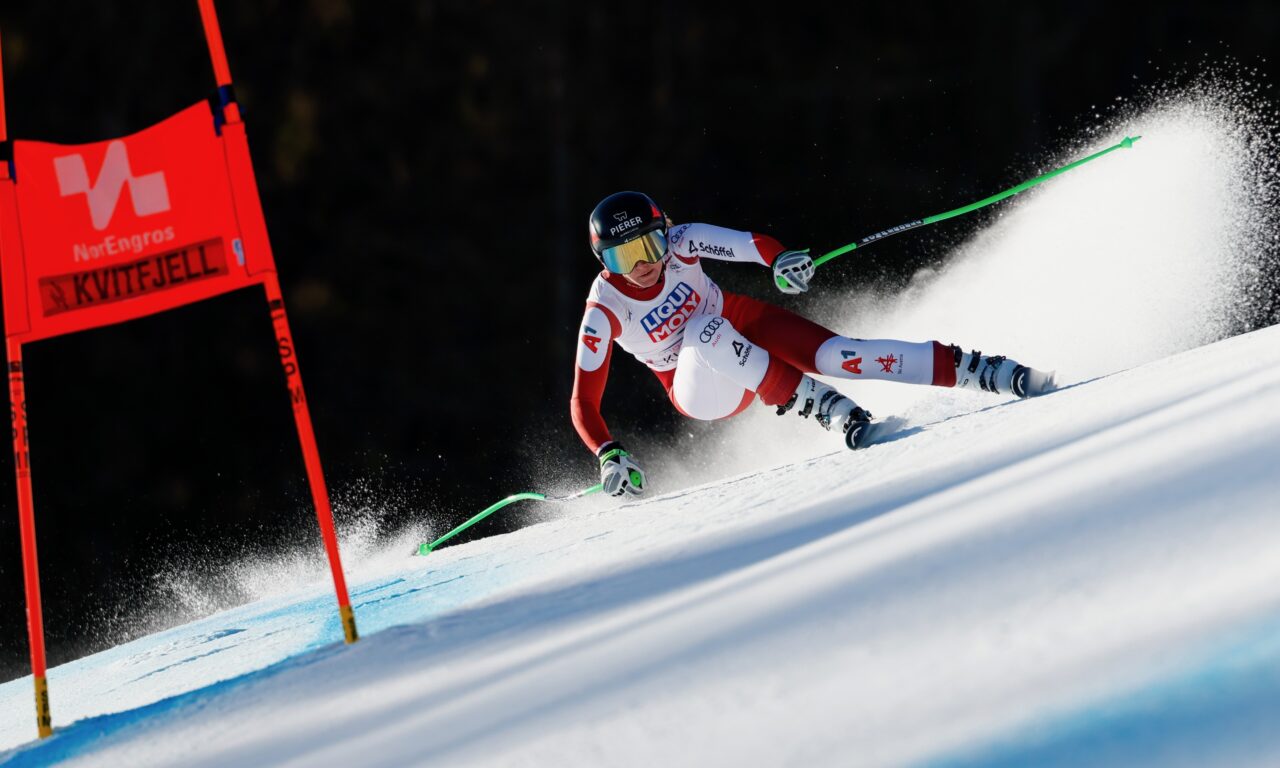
[574,191,1051,497]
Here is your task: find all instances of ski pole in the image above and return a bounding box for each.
[777,135,1142,290]
[415,483,604,555]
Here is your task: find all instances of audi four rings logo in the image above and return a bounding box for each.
[699,317,724,343]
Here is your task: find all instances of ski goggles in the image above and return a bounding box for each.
[599,229,667,275]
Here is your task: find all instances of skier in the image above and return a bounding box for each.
[573,191,1053,497]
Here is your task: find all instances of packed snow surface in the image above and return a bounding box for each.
[3,86,1280,766]
[2,323,1279,768]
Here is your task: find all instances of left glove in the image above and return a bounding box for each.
[772,249,815,294]
[597,442,645,497]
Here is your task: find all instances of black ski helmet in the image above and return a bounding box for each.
[588,191,668,274]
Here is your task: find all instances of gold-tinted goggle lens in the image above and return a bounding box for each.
[600,229,667,275]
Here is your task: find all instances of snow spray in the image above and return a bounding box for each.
[664,68,1280,483]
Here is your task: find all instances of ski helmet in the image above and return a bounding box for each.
[588,191,668,275]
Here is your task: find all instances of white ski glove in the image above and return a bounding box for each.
[772,249,815,294]
[597,443,645,497]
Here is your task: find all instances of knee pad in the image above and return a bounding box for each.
[677,314,770,395]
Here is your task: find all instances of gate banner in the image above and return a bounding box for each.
[1,1,360,743]
[2,101,271,344]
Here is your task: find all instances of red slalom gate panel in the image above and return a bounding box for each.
[2,102,267,342]
[0,0,359,743]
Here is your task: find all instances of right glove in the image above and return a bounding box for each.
[772,249,815,294]
[597,442,645,497]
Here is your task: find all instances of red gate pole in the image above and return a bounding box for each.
[196,0,240,122]
[7,342,54,738]
[196,0,357,645]
[196,0,233,84]
[3,30,54,741]
[264,278,358,644]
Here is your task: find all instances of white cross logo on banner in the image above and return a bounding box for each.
[54,141,171,231]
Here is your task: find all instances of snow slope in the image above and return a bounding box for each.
[2,322,1279,767]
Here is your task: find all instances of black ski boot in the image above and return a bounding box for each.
[778,376,876,450]
[951,346,1057,398]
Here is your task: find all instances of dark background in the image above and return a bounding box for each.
[1,1,1277,682]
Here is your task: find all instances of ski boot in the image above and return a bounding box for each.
[951,346,1056,398]
[777,375,875,449]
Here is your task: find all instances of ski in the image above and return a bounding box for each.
[414,483,603,556]
[1022,368,1059,398]
[849,415,910,449]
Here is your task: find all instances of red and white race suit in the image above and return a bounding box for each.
[570,223,959,454]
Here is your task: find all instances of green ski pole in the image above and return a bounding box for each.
[415,483,604,556]
[777,135,1142,290]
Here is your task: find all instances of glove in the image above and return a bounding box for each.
[597,442,645,497]
[772,249,815,294]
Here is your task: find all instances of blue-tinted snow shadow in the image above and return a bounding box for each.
[0,560,513,765]
[920,613,1280,768]
[0,639,352,768]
